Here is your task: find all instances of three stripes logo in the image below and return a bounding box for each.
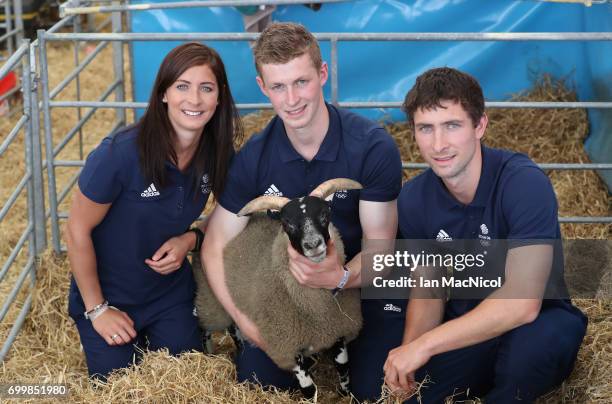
[141,183,160,197]
[436,229,452,242]
[264,184,283,197]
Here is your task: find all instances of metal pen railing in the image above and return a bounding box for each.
[36,30,612,248]
[0,39,37,362]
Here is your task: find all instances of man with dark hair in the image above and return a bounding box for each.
[203,22,404,400]
[384,67,587,403]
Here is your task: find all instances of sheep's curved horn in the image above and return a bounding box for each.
[310,178,363,200]
[237,196,291,217]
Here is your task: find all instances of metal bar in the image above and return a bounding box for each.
[330,37,338,106]
[0,223,33,283]
[559,217,612,223]
[0,28,19,44]
[47,100,612,110]
[339,101,612,109]
[47,15,76,34]
[57,171,80,205]
[60,0,348,16]
[14,0,23,45]
[0,172,30,222]
[74,12,85,162]
[28,38,47,253]
[21,38,38,257]
[43,32,612,42]
[108,119,123,137]
[38,29,62,253]
[0,115,28,156]
[4,0,12,56]
[0,293,32,362]
[0,256,34,323]
[402,162,612,170]
[49,41,109,99]
[54,160,85,167]
[112,3,126,125]
[95,15,112,32]
[52,79,121,157]
[0,42,28,78]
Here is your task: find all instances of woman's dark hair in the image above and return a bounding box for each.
[138,42,243,199]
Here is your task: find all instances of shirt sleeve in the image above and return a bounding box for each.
[501,165,559,244]
[359,128,402,202]
[397,180,427,239]
[217,144,259,214]
[78,137,123,204]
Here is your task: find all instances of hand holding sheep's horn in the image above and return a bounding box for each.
[288,238,346,288]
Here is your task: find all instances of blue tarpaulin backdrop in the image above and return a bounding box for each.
[129,0,612,190]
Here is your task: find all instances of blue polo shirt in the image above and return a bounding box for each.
[398,145,570,316]
[219,103,402,260]
[68,125,210,315]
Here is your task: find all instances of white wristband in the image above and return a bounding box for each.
[84,300,114,321]
[332,266,350,296]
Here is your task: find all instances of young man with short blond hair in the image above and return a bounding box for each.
[202,22,404,400]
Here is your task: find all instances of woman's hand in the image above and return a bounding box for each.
[145,233,194,275]
[91,308,137,346]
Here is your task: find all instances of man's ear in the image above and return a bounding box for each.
[475,113,488,140]
[319,61,329,86]
[256,76,269,98]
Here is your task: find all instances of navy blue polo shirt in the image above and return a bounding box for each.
[219,103,402,260]
[398,145,570,316]
[68,125,210,315]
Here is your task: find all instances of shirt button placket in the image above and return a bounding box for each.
[177,185,184,211]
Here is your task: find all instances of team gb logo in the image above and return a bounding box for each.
[201,174,211,194]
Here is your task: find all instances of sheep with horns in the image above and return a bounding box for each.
[192,178,364,398]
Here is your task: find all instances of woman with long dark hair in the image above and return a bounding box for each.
[66,42,242,379]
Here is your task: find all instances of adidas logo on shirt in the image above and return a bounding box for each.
[436,229,452,242]
[383,303,402,313]
[264,184,283,197]
[141,183,160,197]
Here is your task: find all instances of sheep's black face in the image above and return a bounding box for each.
[280,196,331,263]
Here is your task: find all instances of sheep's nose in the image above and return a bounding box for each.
[303,239,322,250]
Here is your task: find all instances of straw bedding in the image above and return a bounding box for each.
[0,34,610,403]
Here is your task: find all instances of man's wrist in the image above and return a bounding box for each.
[414,332,437,358]
[332,265,350,296]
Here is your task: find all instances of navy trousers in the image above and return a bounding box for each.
[73,300,202,380]
[235,299,407,399]
[407,304,587,404]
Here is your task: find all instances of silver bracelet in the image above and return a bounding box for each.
[84,300,108,321]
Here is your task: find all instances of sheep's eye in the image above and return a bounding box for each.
[282,219,298,233]
[318,212,329,227]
